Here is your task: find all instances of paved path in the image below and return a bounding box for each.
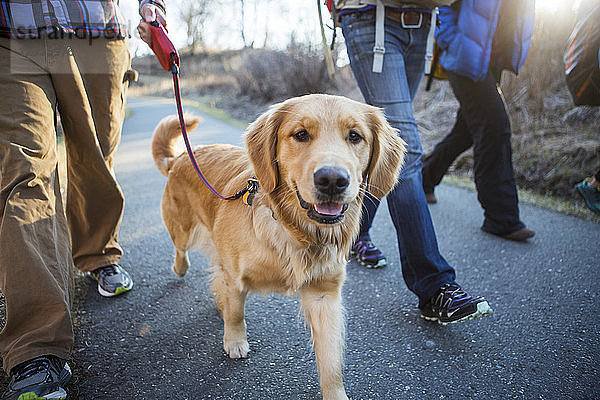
[73,96,600,400]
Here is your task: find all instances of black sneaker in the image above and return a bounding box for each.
[88,264,133,297]
[351,240,387,268]
[2,355,71,400]
[420,284,493,325]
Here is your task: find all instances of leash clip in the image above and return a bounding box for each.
[242,178,260,206]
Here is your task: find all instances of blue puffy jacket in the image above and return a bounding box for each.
[436,0,535,81]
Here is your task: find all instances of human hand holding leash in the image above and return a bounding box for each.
[137,2,167,46]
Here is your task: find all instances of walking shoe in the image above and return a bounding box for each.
[575,177,600,215]
[2,355,71,400]
[351,240,387,268]
[424,191,437,204]
[88,264,133,297]
[420,284,493,325]
[481,226,535,242]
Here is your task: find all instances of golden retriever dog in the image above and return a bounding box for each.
[151,94,405,400]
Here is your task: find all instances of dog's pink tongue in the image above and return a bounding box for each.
[315,203,343,215]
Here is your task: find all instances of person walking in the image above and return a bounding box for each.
[421,0,536,241]
[575,169,600,214]
[335,0,493,324]
[0,1,165,398]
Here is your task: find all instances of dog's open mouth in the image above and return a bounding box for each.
[296,190,348,224]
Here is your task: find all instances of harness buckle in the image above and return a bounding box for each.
[373,45,386,55]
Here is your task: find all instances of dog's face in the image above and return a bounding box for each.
[246,94,405,226]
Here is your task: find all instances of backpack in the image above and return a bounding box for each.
[564,4,600,106]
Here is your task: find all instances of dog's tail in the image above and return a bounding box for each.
[152,114,202,176]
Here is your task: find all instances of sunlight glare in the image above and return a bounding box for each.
[536,0,573,13]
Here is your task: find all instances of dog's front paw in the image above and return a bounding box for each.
[323,389,349,400]
[172,263,188,277]
[172,250,190,277]
[223,339,250,359]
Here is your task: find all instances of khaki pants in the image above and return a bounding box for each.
[0,37,130,372]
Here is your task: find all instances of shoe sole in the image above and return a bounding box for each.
[481,227,534,242]
[97,281,133,297]
[350,251,387,269]
[421,301,493,325]
[357,258,387,269]
[17,390,67,400]
[88,271,134,297]
[501,229,535,242]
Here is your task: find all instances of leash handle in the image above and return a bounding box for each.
[149,21,179,72]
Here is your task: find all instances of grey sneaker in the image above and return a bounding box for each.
[1,355,71,400]
[88,264,133,297]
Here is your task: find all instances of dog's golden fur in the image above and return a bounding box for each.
[152,94,405,400]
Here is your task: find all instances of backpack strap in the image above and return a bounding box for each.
[424,8,437,75]
[334,0,435,74]
[318,0,336,79]
[372,0,386,73]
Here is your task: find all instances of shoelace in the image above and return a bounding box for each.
[355,241,373,251]
[11,357,54,381]
[435,285,470,308]
[97,265,119,277]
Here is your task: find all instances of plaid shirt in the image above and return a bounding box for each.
[0,0,158,39]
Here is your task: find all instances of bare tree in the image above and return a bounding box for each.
[232,0,279,49]
[178,0,214,54]
[240,0,250,48]
[260,0,272,48]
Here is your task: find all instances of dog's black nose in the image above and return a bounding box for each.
[314,167,350,195]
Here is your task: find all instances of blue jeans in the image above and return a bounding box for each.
[341,10,456,306]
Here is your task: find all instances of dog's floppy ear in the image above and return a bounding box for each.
[365,107,406,198]
[245,103,287,193]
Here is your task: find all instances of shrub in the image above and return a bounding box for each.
[234,43,336,102]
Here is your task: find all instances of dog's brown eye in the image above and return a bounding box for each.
[293,129,310,142]
[348,130,362,144]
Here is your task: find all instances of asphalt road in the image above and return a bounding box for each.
[73,96,600,400]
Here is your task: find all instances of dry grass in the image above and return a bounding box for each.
[234,42,337,101]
